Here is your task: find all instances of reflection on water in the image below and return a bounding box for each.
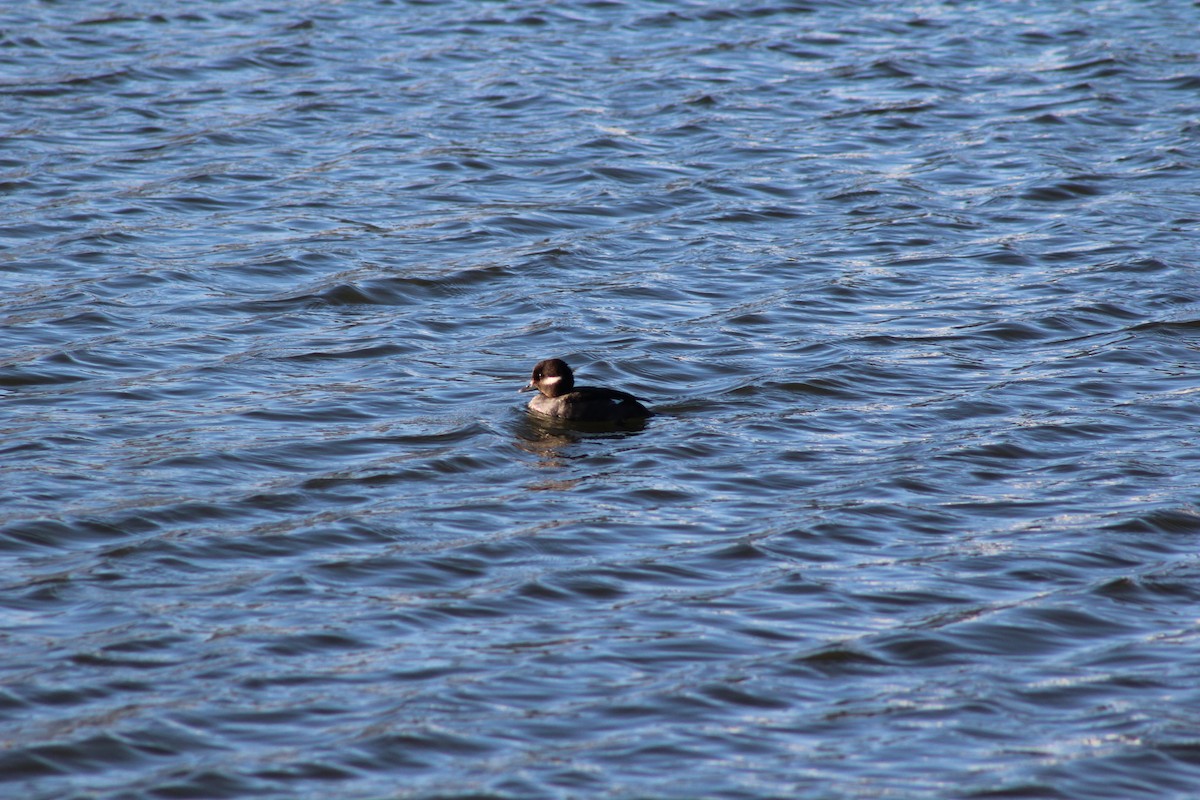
[514,412,650,475]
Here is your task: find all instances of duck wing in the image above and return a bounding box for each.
[568,386,651,419]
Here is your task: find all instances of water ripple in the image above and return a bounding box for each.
[3,1,1200,798]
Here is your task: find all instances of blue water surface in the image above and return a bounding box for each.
[3,1,1200,798]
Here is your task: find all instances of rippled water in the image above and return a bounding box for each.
[4,1,1200,797]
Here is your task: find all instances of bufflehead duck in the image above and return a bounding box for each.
[520,358,651,422]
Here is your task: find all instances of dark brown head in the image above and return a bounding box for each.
[520,358,575,398]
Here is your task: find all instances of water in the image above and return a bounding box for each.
[3,1,1200,797]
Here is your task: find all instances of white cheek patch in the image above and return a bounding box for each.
[540,375,563,386]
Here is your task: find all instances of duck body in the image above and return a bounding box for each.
[520,358,651,422]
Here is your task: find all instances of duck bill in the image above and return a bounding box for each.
[519,381,537,393]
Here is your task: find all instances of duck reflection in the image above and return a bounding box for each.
[512,409,648,476]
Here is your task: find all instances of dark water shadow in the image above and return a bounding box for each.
[511,409,651,466]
